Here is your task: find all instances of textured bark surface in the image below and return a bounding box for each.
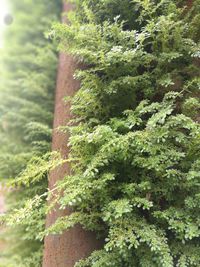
[187,0,193,9]
[42,2,102,267]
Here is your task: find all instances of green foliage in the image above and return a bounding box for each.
[1,0,200,266]
[45,0,200,266]
[0,0,61,266]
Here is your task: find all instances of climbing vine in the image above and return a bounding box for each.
[46,0,200,266]
[1,0,200,267]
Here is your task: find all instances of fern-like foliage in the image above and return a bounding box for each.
[44,1,200,266]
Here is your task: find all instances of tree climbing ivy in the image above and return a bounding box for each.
[1,0,200,267]
[0,0,61,266]
[46,0,200,266]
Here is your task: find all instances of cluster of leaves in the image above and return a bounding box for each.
[46,0,200,266]
[0,0,61,266]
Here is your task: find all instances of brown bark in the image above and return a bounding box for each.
[187,0,193,9]
[42,2,102,267]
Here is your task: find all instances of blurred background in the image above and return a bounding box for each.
[0,0,10,47]
[0,1,61,266]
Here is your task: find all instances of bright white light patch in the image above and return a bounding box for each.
[0,0,10,47]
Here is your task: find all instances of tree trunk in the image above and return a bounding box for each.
[42,2,102,267]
